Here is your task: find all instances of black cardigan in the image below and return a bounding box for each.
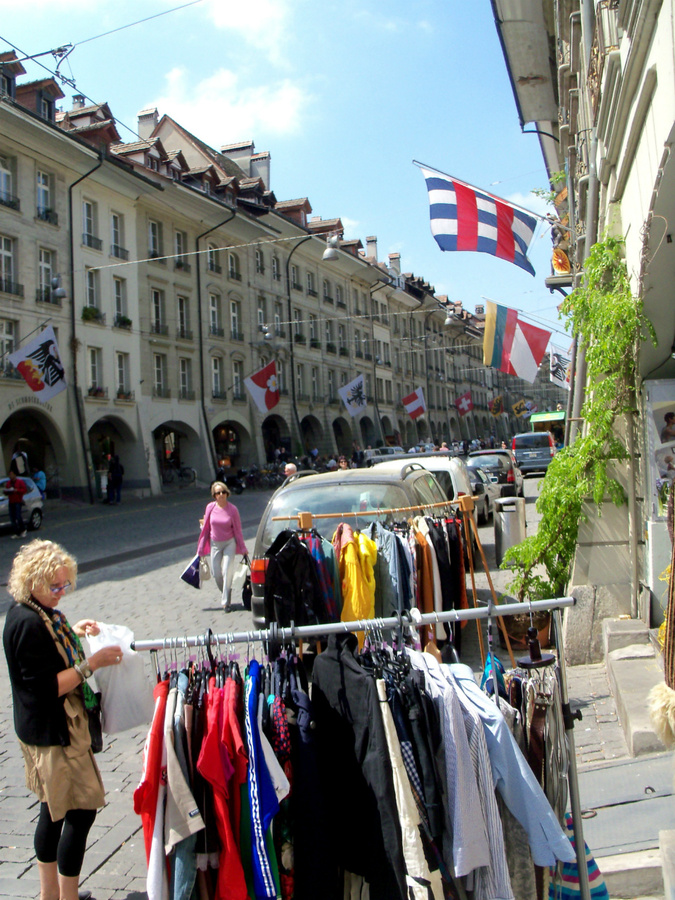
[3,601,70,747]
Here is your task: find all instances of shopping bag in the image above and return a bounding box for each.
[180,554,201,589]
[199,556,211,582]
[86,622,155,733]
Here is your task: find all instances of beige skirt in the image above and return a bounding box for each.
[19,691,105,821]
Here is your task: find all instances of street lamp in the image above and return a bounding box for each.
[322,234,340,261]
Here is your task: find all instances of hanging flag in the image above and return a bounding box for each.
[489,395,504,417]
[244,360,279,414]
[456,390,474,416]
[512,399,527,417]
[483,301,551,384]
[419,166,538,275]
[338,373,367,417]
[402,387,426,420]
[550,344,572,391]
[522,400,538,418]
[8,324,67,402]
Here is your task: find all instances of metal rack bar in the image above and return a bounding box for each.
[130,596,575,651]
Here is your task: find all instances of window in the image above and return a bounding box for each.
[230,300,242,340]
[257,296,266,330]
[338,324,347,349]
[38,248,53,298]
[323,279,332,301]
[309,315,318,343]
[340,371,348,388]
[209,293,222,335]
[296,363,305,397]
[85,268,99,308]
[376,377,384,402]
[354,328,362,357]
[385,381,392,402]
[113,278,127,323]
[232,360,243,399]
[0,155,17,210]
[311,366,320,400]
[178,296,190,338]
[327,369,334,400]
[363,336,371,358]
[153,353,167,396]
[274,302,283,336]
[272,255,280,281]
[148,219,162,258]
[293,308,301,336]
[325,319,334,344]
[39,94,55,121]
[151,288,166,333]
[179,358,192,398]
[36,170,54,222]
[277,358,285,392]
[212,357,223,396]
[0,233,14,288]
[336,285,343,306]
[111,213,127,258]
[82,200,101,249]
[228,252,240,281]
[291,264,300,289]
[207,244,221,273]
[88,347,102,389]
[175,230,189,270]
[255,248,264,274]
[116,352,129,393]
[0,319,15,372]
[365,374,372,399]
[306,271,316,295]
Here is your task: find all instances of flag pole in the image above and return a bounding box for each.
[412,159,550,224]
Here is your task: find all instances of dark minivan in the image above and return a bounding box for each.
[511,431,556,474]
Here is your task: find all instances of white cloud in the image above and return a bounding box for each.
[201,0,292,66]
[153,66,312,144]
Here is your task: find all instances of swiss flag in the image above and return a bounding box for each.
[456,391,474,416]
[244,360,279,414]
[402,387,426,420]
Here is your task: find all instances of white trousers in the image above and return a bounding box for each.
[211,538,236,607]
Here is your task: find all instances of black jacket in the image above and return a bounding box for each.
[264,530,326,626]
[3,601,70,747]
[311,633,407,900]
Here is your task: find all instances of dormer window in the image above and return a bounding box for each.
[148,156,159,172]
[38,93,55,122]
[0,71,15,99]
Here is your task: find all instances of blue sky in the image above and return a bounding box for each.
[0,0,569,342]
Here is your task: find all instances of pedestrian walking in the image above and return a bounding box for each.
[33,468,47,501]
[10,442,29,476]
[2,539,123,900]
[197,482,247,611]
[4,469,28,538]
[107,455,124,504]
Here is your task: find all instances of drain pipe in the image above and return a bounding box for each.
[68,152,104,504]
[196,211,236,474]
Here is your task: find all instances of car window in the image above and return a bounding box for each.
[260,481,412,547]
[469,467,488,484]
[514,433,551,449]
[428,470,455,500]
[411,472,448,507]
[470,454,504,469]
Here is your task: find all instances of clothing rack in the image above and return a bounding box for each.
[131,595,591,900]
[271,498,455,529]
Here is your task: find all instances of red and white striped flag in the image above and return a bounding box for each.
[402,387,426,420]
[244,360,279,414]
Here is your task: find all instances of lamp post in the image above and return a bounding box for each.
[285,235,312,455]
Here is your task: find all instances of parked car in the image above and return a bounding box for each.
[466,464,502,524]
[250,461,452,627]
[511,431,556,475]
[377,446,405,456]
[0,476,44,532]
[467,449,524,497]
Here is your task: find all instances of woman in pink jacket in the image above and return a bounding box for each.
[197,482,248,611]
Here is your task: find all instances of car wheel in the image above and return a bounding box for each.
[28,508,42,531]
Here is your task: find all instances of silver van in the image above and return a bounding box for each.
[511,431,556,474]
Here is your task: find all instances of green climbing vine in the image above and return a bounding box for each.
[503,236,656,601]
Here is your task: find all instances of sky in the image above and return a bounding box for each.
[0,0,570,344]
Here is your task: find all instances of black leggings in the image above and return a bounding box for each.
[34,803,97,877]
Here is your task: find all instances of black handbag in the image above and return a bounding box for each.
[241,554,252,611]
[87,691,103,754]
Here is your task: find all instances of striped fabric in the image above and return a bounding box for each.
[483,300,551,384]
[421,168,538,275]
[548,813,609,900]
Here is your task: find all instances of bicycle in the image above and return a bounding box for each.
[162,463,196,485]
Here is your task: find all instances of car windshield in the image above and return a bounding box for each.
[261,481,426,548]
[514,433,551,449]
[469,454,505,469]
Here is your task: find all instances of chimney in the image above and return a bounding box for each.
[388,253,401,276]
[72,94,86,109]
[366,235,378,261]
[138,107,159,140]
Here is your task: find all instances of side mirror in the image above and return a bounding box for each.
[473,482,485,495]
